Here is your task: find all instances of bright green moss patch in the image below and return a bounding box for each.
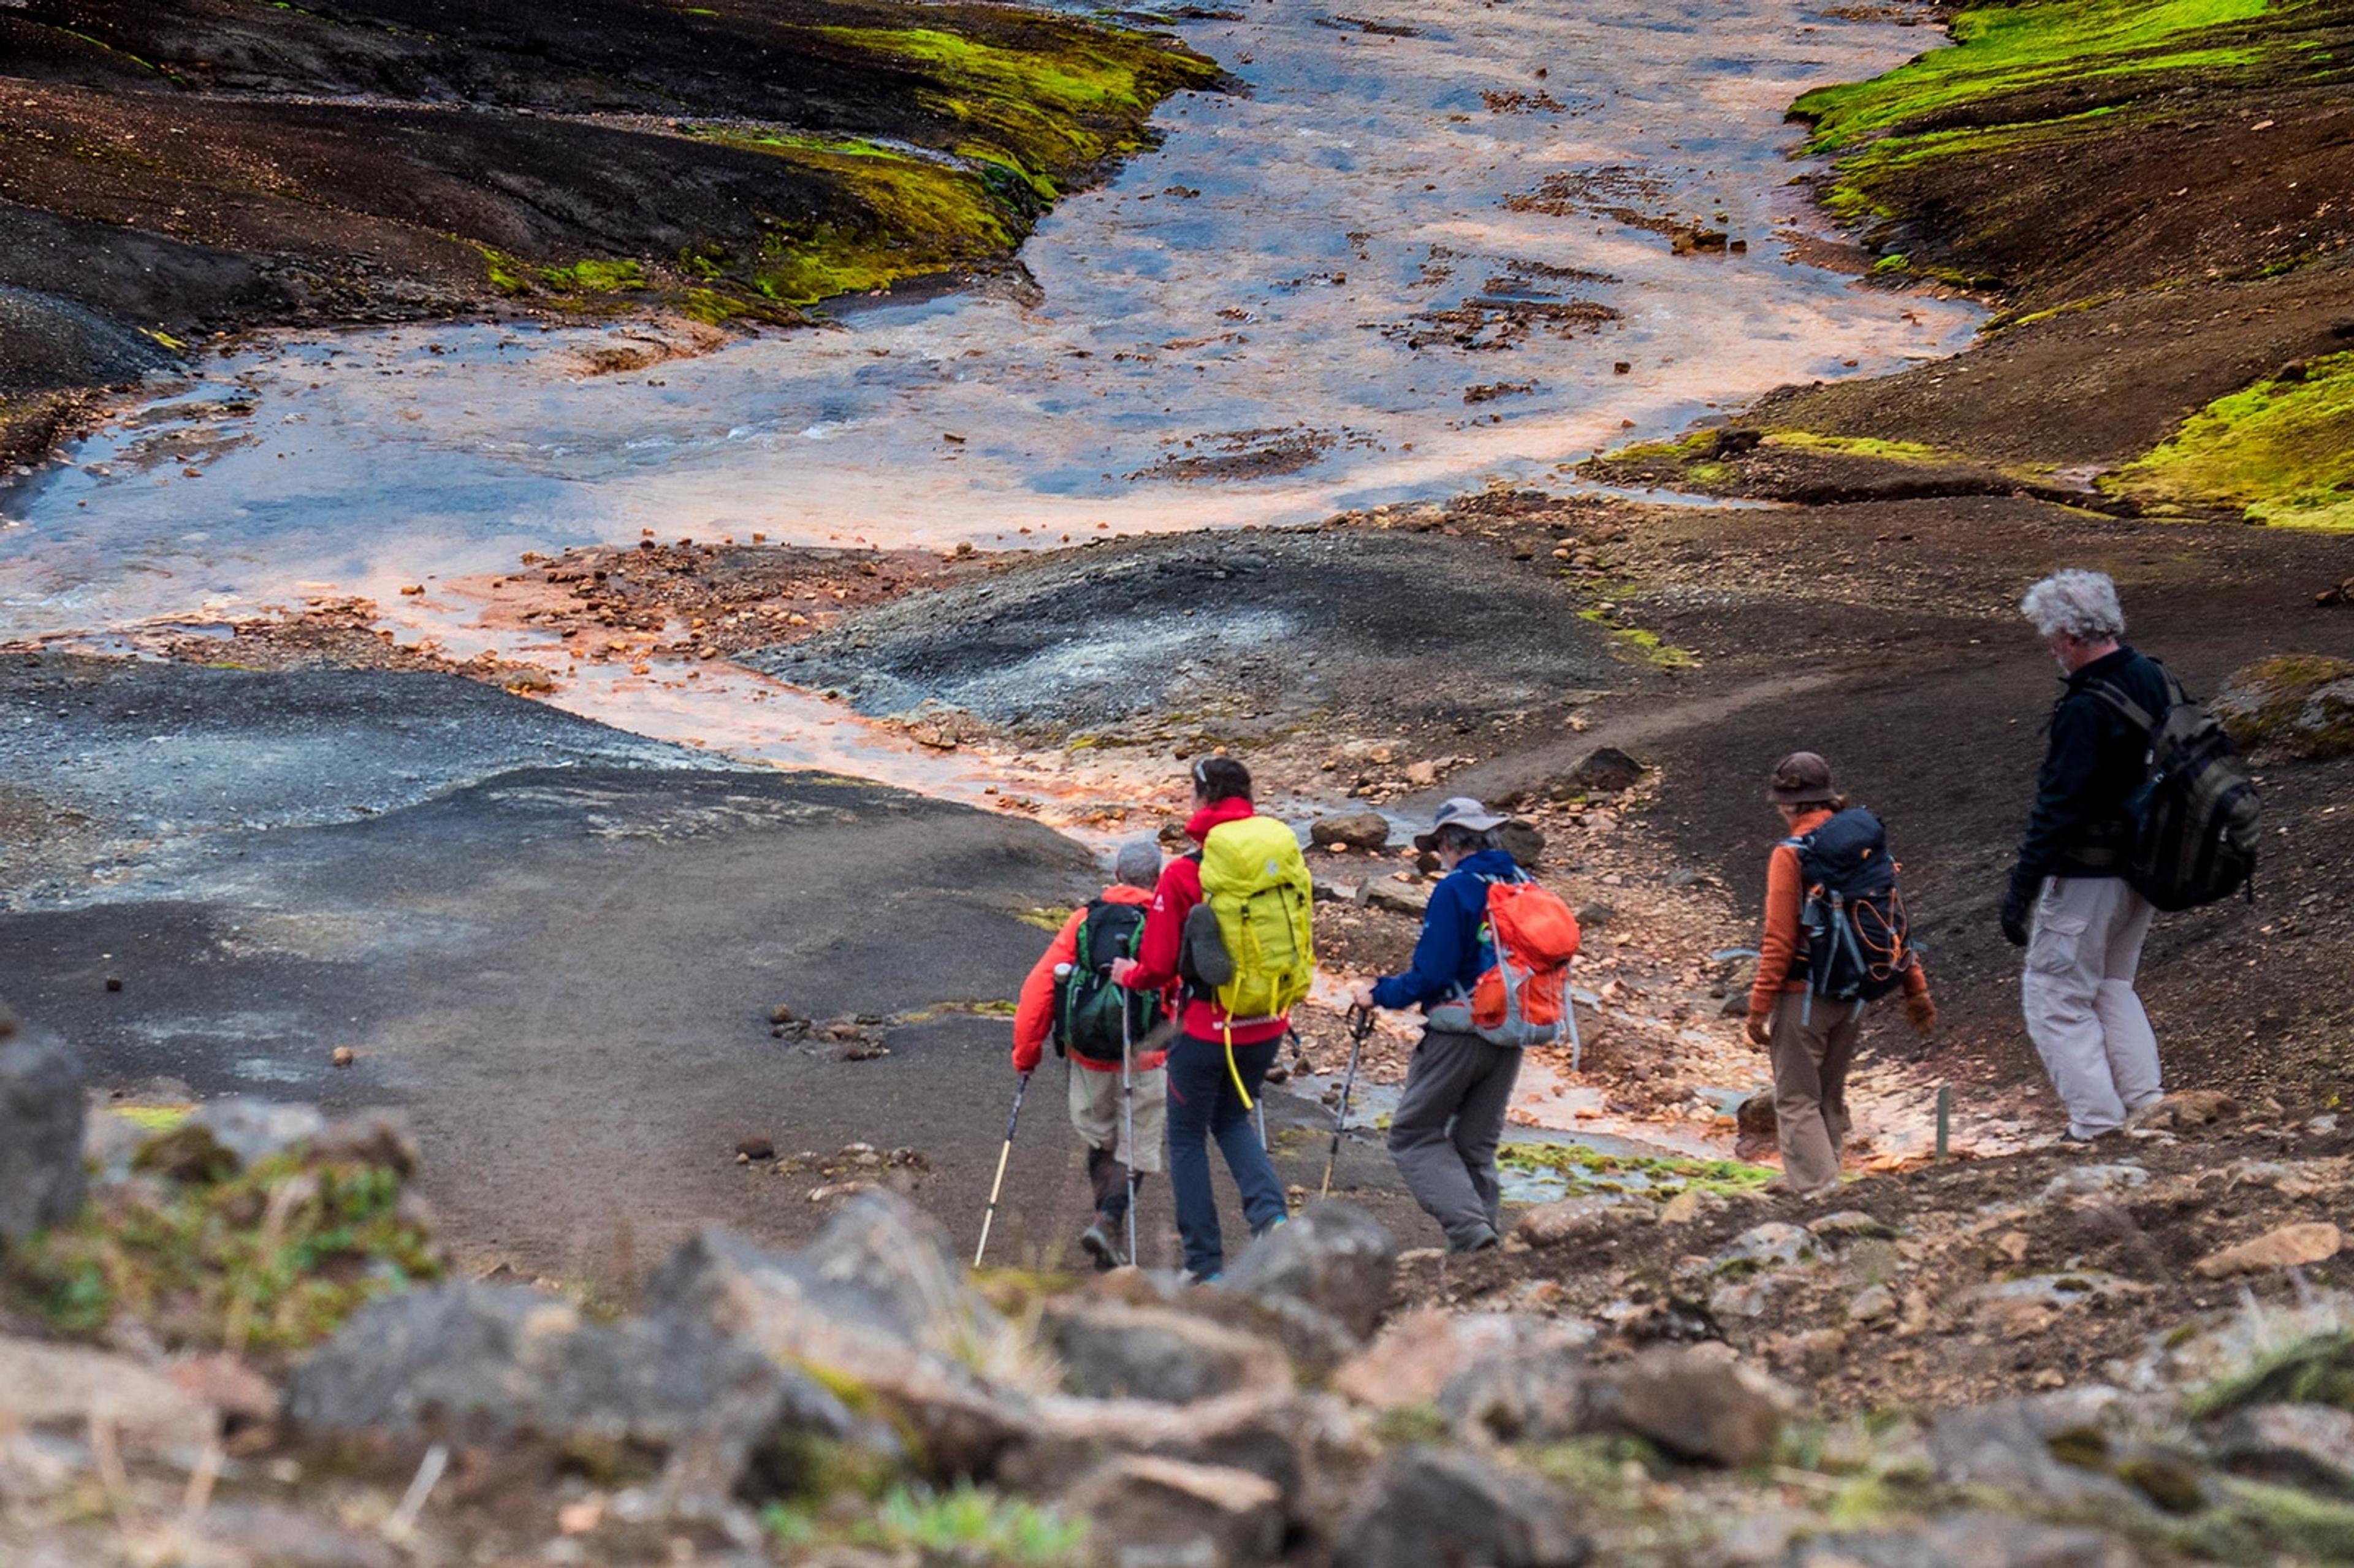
[1499,1141,1772,1199]
[6,1147,440,1352]
[1758,430,1961,464]
[1794,0,2275,151]
[112,1103,195,1132]
[2103,351,2354,528]
[766,1482,1087,1563]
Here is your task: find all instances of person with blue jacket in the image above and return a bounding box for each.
[1346,796,1526,1253]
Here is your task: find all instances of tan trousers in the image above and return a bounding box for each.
[2022,875,2161,1139]
[1767,992,1862,1192]
[1069,1062,1166,1174]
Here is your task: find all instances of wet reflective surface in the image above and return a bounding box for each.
[1,0,1977,642]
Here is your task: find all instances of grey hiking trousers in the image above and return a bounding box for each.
[1388,1026,1522,1249]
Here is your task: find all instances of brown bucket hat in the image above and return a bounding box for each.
[1767,751,1839,806]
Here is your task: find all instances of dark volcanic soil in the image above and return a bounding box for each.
[0,0,1213,465]
[751,525,1644,747]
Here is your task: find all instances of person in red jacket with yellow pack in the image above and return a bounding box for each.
[1011,840,1171,1270]
[1111,757,1312,1283]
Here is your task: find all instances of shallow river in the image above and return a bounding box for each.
[1,0,1976,649]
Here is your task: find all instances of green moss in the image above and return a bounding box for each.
[1498,1141,1772,1198]
[112,1103,194,1132]
[5,1146,439,1351]
[2187,1328,2354,1419]
[765,1482,1085,1563]
[2103,351,2354,528]
[1759,430,1960,464]
[1373,1404,1453,1447]
[1794,0,2276,152]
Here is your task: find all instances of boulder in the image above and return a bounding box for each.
[1312,811,1392,851]
[1713,1222,1816,1274]
[2135,1089,2237,1130]
[290,1284,859,1498]
[2213,655,2354,761]
[134,1098,327,1184]
[1514,1195,1655,1249]
[1333,1310,1590,1412]
[1560,747,1645,796]
[2040,1164,2148,1201]
[646,1197,1041,1474]
[1331,1447,1588,1568]
[1362,880,1432,917]
[1778,1510,2141,1567]
[2211,1402,2354,1495]
[2192,1222,2342,1278]
[0,1010,84,1241]
[1808,1211,1900,1243]
[1734,1092,1777,1160]
[1582,1346,1794,1467]
[1441,1338,1590,1444]
[1219,1202,1397,1341]
[1925,1390,2145,1512]
[1045,1299,1291,1405]
[998,1387,1323,1505]
[1496,819,1547,869]
[0,1335,218,1455]
[1659,1189,1732,1226]
[1066,1454,1284,1568]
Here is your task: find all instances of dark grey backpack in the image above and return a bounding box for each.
[2087,668,2261,911]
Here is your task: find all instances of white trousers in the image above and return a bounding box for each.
[2021,876,2162,1138]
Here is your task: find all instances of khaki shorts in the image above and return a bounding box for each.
[1069,1062,1166,1174]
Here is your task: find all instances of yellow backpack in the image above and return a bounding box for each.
[1197,815,1316,1024]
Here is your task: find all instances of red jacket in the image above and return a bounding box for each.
[1011,884,1169,1074]
[1121,797,1290,1047]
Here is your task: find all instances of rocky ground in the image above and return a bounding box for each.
[9,1046,2354,1568]
[0,0,1216,468]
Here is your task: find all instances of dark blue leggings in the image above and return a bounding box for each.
[1164,1033,1286,1278]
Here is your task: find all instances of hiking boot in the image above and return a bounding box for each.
[2124,1096,2169,1130]
[1251,1212,1289,1240]
[1078,1222,1126,1272]
[1446,1227,1502,1255]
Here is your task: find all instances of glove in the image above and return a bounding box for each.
[1745,1012,1772,1049]
[1109,957,1142,989]
[1999,883,2033,948]
[1903,991,1938,1037]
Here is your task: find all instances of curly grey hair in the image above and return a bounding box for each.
[2020,569,2125,643]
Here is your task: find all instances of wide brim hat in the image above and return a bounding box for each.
[1767,751,1838,805]
[1413,796,1509,851]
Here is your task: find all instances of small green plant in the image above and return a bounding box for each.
[767,1482,1086,1564]
[4,1145,440,1351]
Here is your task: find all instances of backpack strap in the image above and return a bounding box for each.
[2082,679,2157,735]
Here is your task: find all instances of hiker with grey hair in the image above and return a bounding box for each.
[2003,569,2173,1140]
[1011,839,1171,1268]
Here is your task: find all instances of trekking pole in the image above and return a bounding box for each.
[1565,987,1583,1075]
[1119,996,1139,1268]
[973,1070,1032,1269]
[1322,1005,1376,1198]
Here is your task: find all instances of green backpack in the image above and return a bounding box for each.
[1056,900,1160,1062]
[1196,815,1316,1026]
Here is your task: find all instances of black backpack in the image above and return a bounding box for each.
[2086,667,2261,911]
[1055,900,1162,1063]
[1783,807,1914,1005]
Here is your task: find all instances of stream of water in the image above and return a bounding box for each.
[1,0,1976,650]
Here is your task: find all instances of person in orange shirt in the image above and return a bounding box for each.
[1746,752,1937,1195]
[1012,840,1171,1269]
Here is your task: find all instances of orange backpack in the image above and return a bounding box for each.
[1430,874,1582,1049]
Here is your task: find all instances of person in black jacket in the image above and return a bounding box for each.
[2002,569,2171,1140]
